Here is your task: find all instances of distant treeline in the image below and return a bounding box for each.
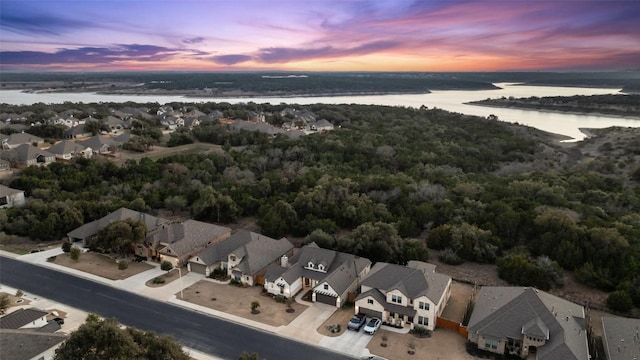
[2,71,639,95]
[469,94,640,118]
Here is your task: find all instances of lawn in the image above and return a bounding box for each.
[52,252,153,280]
[368,328,475,360]
[180,280,307,327]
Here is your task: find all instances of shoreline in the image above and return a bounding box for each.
[466,101,640,120]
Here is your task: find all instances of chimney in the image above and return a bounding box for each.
[281,255,288,268]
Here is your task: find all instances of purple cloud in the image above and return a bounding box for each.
[256,40,400,63]
[0,13,93,36]
[210,54,252,65]
[183,37,205,44]
[0,44,192,64]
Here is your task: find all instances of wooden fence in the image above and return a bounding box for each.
[436,317,468,338]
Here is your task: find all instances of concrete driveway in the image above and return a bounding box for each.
[320,327,374,358]
[277,301,337,343]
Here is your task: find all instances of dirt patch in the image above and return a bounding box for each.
[113,142,225,165]
[0,235,61,255]
[181,280,307,327]
[52,252,153,280]
[0,292,31,311]
[46,309,68,320]
[429,250,507,286]
[440,281,475,323]
[368,328,474,360]
[145,268,183,287]
[318,307,354,337]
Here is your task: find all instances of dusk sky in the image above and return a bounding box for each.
[1,0,639,72]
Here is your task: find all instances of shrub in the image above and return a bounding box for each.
[15,290,24,297]
[607,290,633,313]
[439,248,464,265]
[118,261,128,270]
[69,247,81,261]
[251,301,260,312]
[411,325,432,338]
[274,295,286,303]
[160,260,173,272]
[230,278,242,286]
[61,240,72,253]
[152,277,165,284]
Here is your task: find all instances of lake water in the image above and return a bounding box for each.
[1,83,638,141]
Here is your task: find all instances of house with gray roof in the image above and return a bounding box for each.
[311,119,334,132]
[47,140,92,160]
[7,144,55,167]
[225,231,294,287]
[0,308,49,330]
[0,159,9,172]
[601,316,640,360]
[2,133,44,149]
[188,229,256,276]
[355,261,451,330]
[147,220,231,267]
[64,124,92,139]
[78,135,116,155]
[264,243,371,307]
[0,329,67,360]
[67,207,169,245]
[467,286,589,359]
[0,184,25,208]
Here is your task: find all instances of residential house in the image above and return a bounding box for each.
[226,231,294,286]
[355,261,451,330]
[2,133,44,149]
[264,243,371,307]
[145,220,231,267]
[467,286,589,359]
[0,159,10,172]
[188,229,259,276]
[112,132,135,147]
[47,140,92,160]
[209,110,224,120]
[184,109,206,119]
[0,308,49,330]
[601,316,640,360]
[78,135,117,155]
[64,125,92,139]
[0,329,67,360]
[312,119,335,132]
[67,207,169,245]
[8,144,55,167]
[184,117,201,129]
[103,116,128,134]
[0,184,26,208]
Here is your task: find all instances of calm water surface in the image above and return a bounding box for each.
[1,83,638,140]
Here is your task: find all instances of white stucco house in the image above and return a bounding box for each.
[0,184,25,208]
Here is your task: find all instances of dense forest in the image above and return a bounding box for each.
[1,102,639,312]
[469,94,640,118]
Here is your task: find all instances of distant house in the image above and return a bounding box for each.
[64,125,92,139]
[103,116,128,133]
[601,316,640,360]
[47,140,92,160]
[311,119,334,132]
[0,308,49,330]
[225,231,294,286]
[354,261,451,330]
[0,184,26,208]
[9,144,55,167]
[78,135,116,155]
[0,159,10,172]
[112,132,135,147]
[2,133,44,149]
[467,286,589,359]
[145,220,231,267]
[264,243,371,307]
[67,207,170,245]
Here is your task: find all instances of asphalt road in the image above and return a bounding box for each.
[0,256,355,360]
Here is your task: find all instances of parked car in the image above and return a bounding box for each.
[53,317,64,325]
[347,314,367,331]
[363,317,381,335]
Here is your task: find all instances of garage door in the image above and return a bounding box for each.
[315,293,337,306]
[189,262,207,276]
[359,308,383,319]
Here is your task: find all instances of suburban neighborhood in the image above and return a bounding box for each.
[3,203,637,359]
